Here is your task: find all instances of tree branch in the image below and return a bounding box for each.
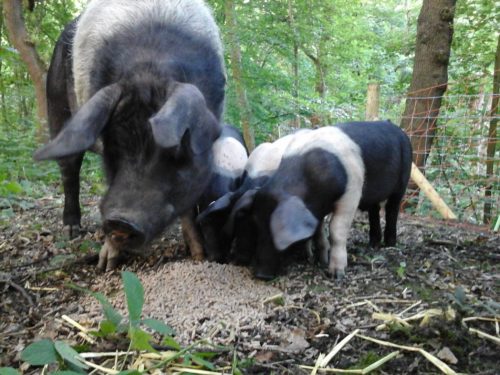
[3,0,48,130]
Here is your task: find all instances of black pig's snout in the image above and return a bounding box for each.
[103,218,146,249]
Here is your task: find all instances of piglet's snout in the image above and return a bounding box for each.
[103,217,146,249]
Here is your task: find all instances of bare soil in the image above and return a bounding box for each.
[0,191,499,374]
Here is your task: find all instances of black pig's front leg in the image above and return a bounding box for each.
[182,210,204,261]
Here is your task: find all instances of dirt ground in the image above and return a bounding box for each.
[0,191,498,374]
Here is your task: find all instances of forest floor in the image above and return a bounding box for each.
[0,192,499,374]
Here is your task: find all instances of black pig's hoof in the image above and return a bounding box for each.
[384,238,396,247]
[326,267,345,281]
[63,224,81,239]
[254,270,277,281]
[206,252,227,264]
[97,239,121,272]
[232,252,252,266]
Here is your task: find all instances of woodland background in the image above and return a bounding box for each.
[0,0,498,225]
[0,2,499,373]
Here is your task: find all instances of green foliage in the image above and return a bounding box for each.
[1,0,497,225]
[20,339,59,366]
[69,283,123,329]
[396,261,407,279]
[451,0,499,88]
[0,368,20,375]
[53,341,89,371]
[21,273,227,372]
[20,338,88,372]
[208,0,420,139]
[142,318,176,336]
[162,335,181,351]
[447,286,474,314]
[349,351,384,370]
[232,351,255,375]
[129,326,156,352]
[122,271,144,325]
[0,123,103,220]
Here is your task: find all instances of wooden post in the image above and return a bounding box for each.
[366,83,380,121]
[410,163,457,220]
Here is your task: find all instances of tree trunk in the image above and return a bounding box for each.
[400,0,456,208]
[288,0,299,128]
[401,0,456,169]
[484,35,499,224]
[225,0,255,152]
[301,32,328,125]
[0,2,8,125]
[302,47,326,99]
[3,0,47,139]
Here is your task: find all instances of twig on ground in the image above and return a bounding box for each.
[3,279,35,306]
[262,293,285,305]
[60,315,97,344]
[169,367,225,374]
[355,333,457,375]
[468,328,500,345]
[398,300,422,316]
[27,286,59,292]
[319,329,360,367]
[81,358,119,374]
[32,253,99,276]
[11,255,52,269]
[281,305,322,325]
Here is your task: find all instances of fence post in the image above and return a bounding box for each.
[366,83,380,121]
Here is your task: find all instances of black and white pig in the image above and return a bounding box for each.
[197,130,312,263]
[229,121,412,280]
[184,125,248,257]
[34,0,226,270]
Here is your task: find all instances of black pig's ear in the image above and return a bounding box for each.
[224,189,258,235]
[34,83,122,160]
[197,192,236,224]
[270,196,318,251]
[150,83,221,155]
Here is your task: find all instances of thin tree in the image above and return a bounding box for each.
[401,0,457,169]
[225,0,255,151]
[3,0,47,138]
[484,35,499,224]
[287,0,300,128]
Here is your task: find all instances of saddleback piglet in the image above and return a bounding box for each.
[184,125,248,258]
[34,0,226,270]
[197,130,311,263]
[230,121,412,280]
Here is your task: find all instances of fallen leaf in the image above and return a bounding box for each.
[437,346,458,364]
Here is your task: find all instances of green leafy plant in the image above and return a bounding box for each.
[20,338,88,373]
[0,367,21,375]
[16,271,229,373]
[396,261,407,279]
[72,271,176,353]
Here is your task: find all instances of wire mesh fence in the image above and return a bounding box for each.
[382,88,499,226]
[277,79,499,227]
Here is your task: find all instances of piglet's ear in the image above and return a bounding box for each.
[270,196,318,251]
[196,192,236,224]
[150,83,221,155]
[224,189,258,235]
[34,83,122,161]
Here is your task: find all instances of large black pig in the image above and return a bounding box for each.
[228,121,412,280]
[34,0,226,270]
